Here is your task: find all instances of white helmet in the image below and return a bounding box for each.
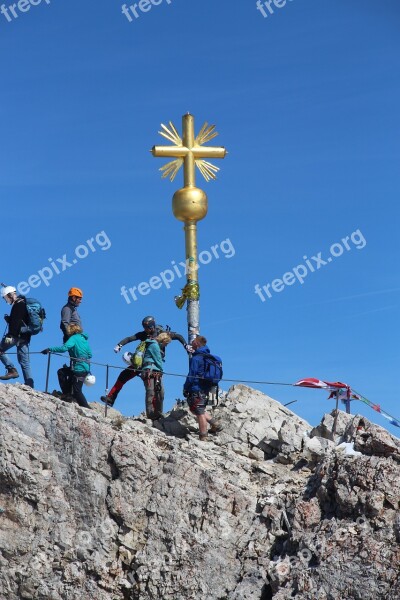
[123,351,133,365]
[84,373,96,386]
[1,286,16,298]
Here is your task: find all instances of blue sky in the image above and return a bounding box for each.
[1,0,399,433]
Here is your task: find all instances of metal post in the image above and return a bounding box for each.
[104,364,109,417]
[184,221,200,344]
[332,391,339,436]
[45,352,51,393]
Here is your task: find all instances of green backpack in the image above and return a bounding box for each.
[131,340,147,369]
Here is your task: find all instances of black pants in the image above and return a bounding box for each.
[58,365,73,394]
[57,366,90,408]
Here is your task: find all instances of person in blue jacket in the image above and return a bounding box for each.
[141,332,171,420]
[42,324,92,409]
[183,335,223,441]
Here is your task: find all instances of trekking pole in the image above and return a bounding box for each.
[45,352,52,393]
[104,364,109,417]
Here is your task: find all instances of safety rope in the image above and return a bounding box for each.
[3,351,399,427]
[2,351,296,385]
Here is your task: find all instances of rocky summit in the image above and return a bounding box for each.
[0,383,399,600]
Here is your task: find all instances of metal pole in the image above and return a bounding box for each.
[45,352,51,393]
[184,222,200,343]
[332,391,339,436]
[105,364,109,417]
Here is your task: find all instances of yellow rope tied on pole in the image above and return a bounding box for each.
[174,282,200,309]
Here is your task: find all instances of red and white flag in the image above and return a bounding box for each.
[294,378,360,400]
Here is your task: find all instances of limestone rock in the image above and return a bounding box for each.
[0,383,399,599]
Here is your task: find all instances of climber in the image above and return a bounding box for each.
[60,287,83,343]
[100,316,191,407]
[140,332,171,420]
[42,324,92,409]
[0,286,34,388]
[183,335,223,441]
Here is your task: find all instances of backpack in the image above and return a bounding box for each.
[131,340,147,369]
[202,353,223,387]
[155,324,170,335]
[22,297,46,335]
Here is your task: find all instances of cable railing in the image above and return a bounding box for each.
[3,351,400,429]
[4,350,297,388]
[3,350,296,417]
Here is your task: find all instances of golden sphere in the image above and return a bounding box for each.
[172,187,208,222]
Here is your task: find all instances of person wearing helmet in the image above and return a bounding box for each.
[0,285,34,387]
[60,287,83,343]
[41,324,92,409]
[100,316,190,407]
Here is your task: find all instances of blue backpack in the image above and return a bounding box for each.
[203,353,223,387]
[22,297,46,335]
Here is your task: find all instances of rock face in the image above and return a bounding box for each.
[0,383,399,600]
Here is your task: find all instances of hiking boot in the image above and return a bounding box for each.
[0,368,19,380]
[100,395,115,407]
[209,419,223,434]
[79,403,92,410]
[59,394,73,403]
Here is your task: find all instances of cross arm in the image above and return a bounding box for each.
[151,146,188,158]
[151,146,227,159]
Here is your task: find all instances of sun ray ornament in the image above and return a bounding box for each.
[151,113,227,343]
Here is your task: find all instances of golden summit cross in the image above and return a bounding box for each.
[151,113,227,343]
[151,113,227,185]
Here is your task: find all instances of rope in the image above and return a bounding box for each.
[1,351,296,385]
[3,351,399,427]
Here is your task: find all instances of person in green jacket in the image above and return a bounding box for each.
[41,324,92,409]
[141,332,171,420]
